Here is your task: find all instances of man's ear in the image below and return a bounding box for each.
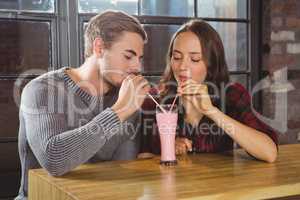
[93,37,104,57]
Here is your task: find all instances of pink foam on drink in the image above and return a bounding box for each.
[156,112,178,162]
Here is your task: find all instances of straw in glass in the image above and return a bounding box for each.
[147,93,167,113]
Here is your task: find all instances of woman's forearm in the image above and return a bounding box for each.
[207,108,278,163]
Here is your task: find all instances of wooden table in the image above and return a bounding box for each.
[28,144,300,200]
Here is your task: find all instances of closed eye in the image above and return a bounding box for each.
[124,55,133,60]
[172,55,182,60]
[191,58,201,62]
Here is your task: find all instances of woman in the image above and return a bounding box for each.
[140,19,277,163]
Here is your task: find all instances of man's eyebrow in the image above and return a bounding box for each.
[125,49,143,59]
[125,49,137,56]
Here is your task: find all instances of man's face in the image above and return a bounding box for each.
[99,31,144,87]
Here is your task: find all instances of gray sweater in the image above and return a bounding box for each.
[16,67,140,200]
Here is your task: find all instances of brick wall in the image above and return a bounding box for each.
[262,0,300,144]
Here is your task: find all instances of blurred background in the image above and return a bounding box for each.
[0,0,299,199]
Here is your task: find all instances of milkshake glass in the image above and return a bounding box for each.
[156,104,178,166]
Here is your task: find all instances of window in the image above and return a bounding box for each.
[78,0,138,14]
[197,0,247,19]
[0,0,259,140]
[0,0,55,12]
[0,0,57,142]
[143,24,180,73]
[209,21,248,71]
[0,19,51,75]
[78,0,252,90]
[140,0,194,17]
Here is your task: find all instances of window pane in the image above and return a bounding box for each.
[143,24,180,73]
[229,74,248,88]
[209,22,247,71]
[0,0,55,12]
[197,0,247,19]
[78,0,138,14]
[145,75,161,85]
[141,0,194,17]
[0,19,51,75]
[0,79,30,139]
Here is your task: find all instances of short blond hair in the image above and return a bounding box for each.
[84,10,147,58]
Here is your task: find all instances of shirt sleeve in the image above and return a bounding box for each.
[179,117,233,153]
[226,83,278,146]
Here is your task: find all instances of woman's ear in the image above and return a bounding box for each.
[93,37,104,57]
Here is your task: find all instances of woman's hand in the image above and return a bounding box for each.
[178,79,217,116]
[175,137,192,155]
[177,80,202,126]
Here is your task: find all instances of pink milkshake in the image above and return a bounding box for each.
[156,104,178,165]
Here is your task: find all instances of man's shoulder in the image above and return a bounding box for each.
[23,68,65,93]
[20,68,66,114]
[28,68,64,85]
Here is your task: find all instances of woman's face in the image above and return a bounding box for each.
[170,31,207,84]
[99,31,144,87]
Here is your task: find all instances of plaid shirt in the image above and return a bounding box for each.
[140,83,278,154]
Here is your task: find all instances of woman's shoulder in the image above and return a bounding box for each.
[225,82,251,105]
[226,82,249,95]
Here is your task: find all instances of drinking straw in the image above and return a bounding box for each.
[169,94,178,113]
[147,93,167,113]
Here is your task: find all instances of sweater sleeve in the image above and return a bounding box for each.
[20,80,123,176]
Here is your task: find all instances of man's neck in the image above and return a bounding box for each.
[67,58,112,96]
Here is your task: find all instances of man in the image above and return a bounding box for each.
[16,10,150,200]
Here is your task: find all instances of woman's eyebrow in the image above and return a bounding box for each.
[189,52,202,55]
[173,49,182,54]
[173,49,201,55]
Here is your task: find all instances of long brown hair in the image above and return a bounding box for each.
[160,19,229,101]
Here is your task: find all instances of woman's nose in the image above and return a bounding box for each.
[179,58,188,70]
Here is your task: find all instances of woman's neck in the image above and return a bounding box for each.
[184,110,204,127]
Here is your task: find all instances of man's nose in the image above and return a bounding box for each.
[129,59,142,75]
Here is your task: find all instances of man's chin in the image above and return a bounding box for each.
[104,77,124,88]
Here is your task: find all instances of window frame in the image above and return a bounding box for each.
[0,10,57,79]
[0,0,263,142]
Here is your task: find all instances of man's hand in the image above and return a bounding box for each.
[112,74,150,122]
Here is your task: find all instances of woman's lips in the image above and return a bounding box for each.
[179,75,189,82]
